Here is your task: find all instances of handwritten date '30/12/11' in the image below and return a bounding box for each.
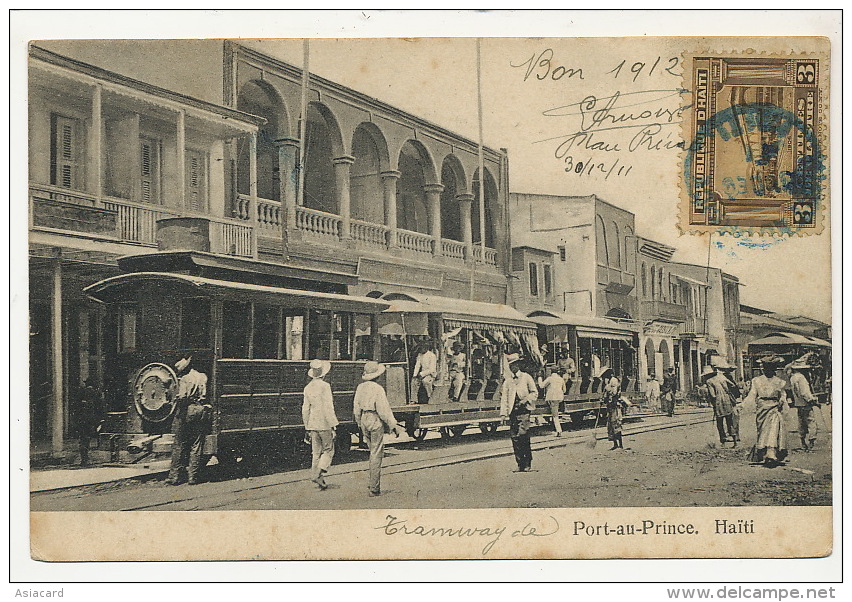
[562,156,633,179]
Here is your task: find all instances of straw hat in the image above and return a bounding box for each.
[700,365,716,379]
[308,359,331,379]
[758,355,786,366]
[505,353,521,364]
[362,361,386,381]
[175,357,192,373]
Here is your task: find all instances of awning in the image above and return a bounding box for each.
[381,294,538,335]
[527,310,637,343]
[673,274,711,288]
[748,332,831,348]
[84,272,390,314]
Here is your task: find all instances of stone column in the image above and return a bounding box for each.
[423,183,444,256]
[275,137,300,231]
[248,132,259,259]
[176,109,186,208]
[51,250,64,455]
[333,155,355,240]
[381,170,400,248]
[89,84,102,200]
[456,193,475,261]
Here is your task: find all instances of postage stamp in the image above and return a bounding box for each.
[681,48,830,234]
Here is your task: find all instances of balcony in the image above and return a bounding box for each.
[235,194,499,269]
[30,183,255,258]
[641,299,688,323]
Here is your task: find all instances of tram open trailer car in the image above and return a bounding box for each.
[746,332,832,401]
[84,268,419,465]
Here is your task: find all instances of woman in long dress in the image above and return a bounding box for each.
[744,356,789,467]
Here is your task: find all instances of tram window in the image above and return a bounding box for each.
[253,304,280,359]
[117,306,137,353]
[543,264,553,297]
[222,301,250,358]
[354,314,374,360]
[529,262,539,296]
[308,310,333,360]
[283,314,304,360]
[180,298,210,350]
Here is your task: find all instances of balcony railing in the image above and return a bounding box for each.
[472,244,498,267]
[350,219,389,247]
[441,239,466,260]
[235,194,282,233]
[397,228,433,254]
[640,299,689,323]
[30,183,254,257]
[295,205,342,239]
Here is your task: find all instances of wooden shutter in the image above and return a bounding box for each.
[140,137,160,203]
[52,115,78,189]
[185,149,207,212]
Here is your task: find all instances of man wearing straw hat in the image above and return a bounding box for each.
[789,354,820,451]
[508,359,538,472]
[353,361,401,496]
[704,364,737,446]
[302,359,338,490]
[166,356,209,486]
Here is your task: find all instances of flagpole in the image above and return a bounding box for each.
[476,38,486,259]
[298,39,310,208]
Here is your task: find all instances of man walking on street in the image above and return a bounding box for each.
[302,359,338,490]
[789,355,820,451]
[661,367,677,416]
[508,360,538,472]
[354,361,401,496]
[166,357,210,486]
[538,366,566,436]
[705,365,738,446]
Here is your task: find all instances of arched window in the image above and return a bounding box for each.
[609,221,621,269]
[472,168,497,248]
[641,262,647,297]
[351,124,387,223]
[303,103,341,215]
[397,141,432,234]
[440,157,465,242]
[595,215,608,266]
[624,226,635,274]
[237,80,286,202]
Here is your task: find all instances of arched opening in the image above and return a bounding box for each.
[609,221,621,269]
[659,339,671,371]
[440,156,465,242]
[650,264,657,299]
[595,215,608,266]
[641,262,648,297]
[303,103,342,215]
[472,167,497,248]
[644,338,656,378]
[236,80,286,202]
[624,226,635,274]
[397,141,432,234]
[350,124,387,223]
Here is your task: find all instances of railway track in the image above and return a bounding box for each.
[90,410,715,511]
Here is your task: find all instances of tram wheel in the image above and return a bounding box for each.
[479,422,499,435]
[413,428,429,442]
[335,428,352,453]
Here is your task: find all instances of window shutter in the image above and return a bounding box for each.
[52,115,78,189]
[185,150,206,212]
[139,138,159,203]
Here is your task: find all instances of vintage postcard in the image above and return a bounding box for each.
[12,11,838,578]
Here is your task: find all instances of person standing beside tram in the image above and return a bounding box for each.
[302,359,338,490]
[166,357,211,486]
[557,350,577,395]
[353,361,401,497]
[508,360,538,472]
[789,354,820,451]
[538,365,567,437]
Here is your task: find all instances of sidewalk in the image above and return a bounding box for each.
[30,460,172,493]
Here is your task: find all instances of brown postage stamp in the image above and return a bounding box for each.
[681,43,830,234]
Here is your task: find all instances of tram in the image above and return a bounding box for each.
[746,332,832,401]
[375,296,639,439]
[84,256,419,466]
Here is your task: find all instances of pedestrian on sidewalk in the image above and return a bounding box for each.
[508,360,538,471]
[76,378,104,466]
[601,367,627,450]
[166,357,211,485]
[302,359,338,490]
[705,365,737,446]
[788,354,820,451]
[745,356,789,468]
[353,361,401,497]
[661,367,677,416]
[538,366,566,436]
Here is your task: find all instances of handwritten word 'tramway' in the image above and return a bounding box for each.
[377,515,559,555]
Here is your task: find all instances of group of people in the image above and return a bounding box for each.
[411,340,468,403]
[646,368,678,417]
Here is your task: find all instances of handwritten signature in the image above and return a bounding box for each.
[377,514,560,556]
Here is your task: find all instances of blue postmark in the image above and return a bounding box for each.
[684,103,825,235]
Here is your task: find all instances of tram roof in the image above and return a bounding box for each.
[748,332,831,348]
[84,272,390,313]
[526,311,639,340]
[382,294,537,331]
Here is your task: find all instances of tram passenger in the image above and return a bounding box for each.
[411,341,437,404]
[538,366,566,437]
[302,359,338,490]
[448,341,467,402]
[601,367,627,450]
[166,357,210,486]
[353,361,401,497]
[745,356,789,468]
[508,360,538,472]
[557,350,577,395]
[789,354,820,451]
